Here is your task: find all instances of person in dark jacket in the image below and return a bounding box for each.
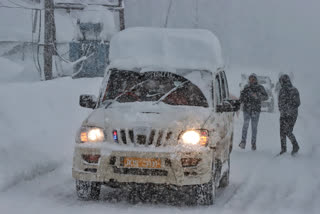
[278,74,300,155]
[239,73,268,150]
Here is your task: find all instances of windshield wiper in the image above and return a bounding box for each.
[105,80,149,109]
[153,81,188,105]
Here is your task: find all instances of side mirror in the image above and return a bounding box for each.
[79,95,97,109]
[217,99,241,113]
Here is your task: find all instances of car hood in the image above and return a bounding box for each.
[261,84,272,91]
[83,102,213,130]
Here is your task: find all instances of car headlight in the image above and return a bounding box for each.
[79,127,105,143]
[180,130,209,146]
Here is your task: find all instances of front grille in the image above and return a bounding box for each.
[113,166,168,176]
[84,168,97,173]
[113,128,174,147]
[137,135,147,145]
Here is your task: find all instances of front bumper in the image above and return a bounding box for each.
[72,143,213,186]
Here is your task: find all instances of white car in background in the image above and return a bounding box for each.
[72,27,240,205]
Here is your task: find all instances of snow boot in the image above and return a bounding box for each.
[251,143,256,151]
[280,141,287,155]
[291,143,300,155]
[239,141,246,149]
[279,148,287,155]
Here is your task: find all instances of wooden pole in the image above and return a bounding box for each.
[119,0,125,31]
[44,0,56,80]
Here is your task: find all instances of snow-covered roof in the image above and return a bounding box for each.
[109,27,224,72]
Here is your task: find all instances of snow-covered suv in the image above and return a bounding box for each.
[72,27,240,205]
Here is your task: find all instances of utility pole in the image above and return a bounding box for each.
[164,0,173,28]
[44,0,56,80]
[119,0,125,31]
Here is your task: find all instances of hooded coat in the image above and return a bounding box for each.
[240,74,268,112]
[278,74,300,116]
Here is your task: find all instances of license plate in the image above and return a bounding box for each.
[122,157,161,169]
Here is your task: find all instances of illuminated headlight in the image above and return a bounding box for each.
[79,127,105,143]
[180,130,209,146]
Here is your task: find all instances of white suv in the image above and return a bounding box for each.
[72,27,240,205]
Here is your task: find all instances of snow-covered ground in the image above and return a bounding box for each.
[0,58,319,214]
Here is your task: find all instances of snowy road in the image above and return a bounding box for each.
[0,75,319,214]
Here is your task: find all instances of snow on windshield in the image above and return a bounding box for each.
[101,70,210,108]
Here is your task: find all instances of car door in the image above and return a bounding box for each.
[220,70,234,127]
[220,71,234,157]
[215,71,234,161]
[213,72,227,159]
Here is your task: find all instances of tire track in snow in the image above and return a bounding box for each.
[0,161,62,192]
[215,183,242,206]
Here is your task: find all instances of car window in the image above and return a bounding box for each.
[102,70,209,107]
[220,72,227,100]
[222,71,229,98]
[215,75,222,105]
[211,81,215,107]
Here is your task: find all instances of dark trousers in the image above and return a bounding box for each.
[280,113,298,149]
[241,111,260,145]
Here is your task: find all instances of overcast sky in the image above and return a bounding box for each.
[125,0,320,74]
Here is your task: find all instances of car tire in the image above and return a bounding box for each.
[195,176,215,205]
[76,180,101,200]
[230,133,234,153]
[219,157,230,188]
[188,162,216,206]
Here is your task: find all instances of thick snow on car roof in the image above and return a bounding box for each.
[109,27,224,72]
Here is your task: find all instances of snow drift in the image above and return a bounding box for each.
[0,68,102,190]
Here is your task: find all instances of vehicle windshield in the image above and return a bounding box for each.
[102,70,208,107]
[258,77,271,85]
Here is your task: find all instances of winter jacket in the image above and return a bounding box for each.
[278,75,300,116]
[240,82,268,113]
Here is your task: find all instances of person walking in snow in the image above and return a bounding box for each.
[278,74,300,155]
[275,72,284,96]
[239,73,268,150]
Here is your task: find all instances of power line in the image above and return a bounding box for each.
[8,0,29,8]
[0,5,35,9]
[1,0,40,10]
[0,5,120,12]
[0,5,41,10]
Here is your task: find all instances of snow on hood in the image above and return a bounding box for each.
[109,27,224,72]
[83,102,213,130]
